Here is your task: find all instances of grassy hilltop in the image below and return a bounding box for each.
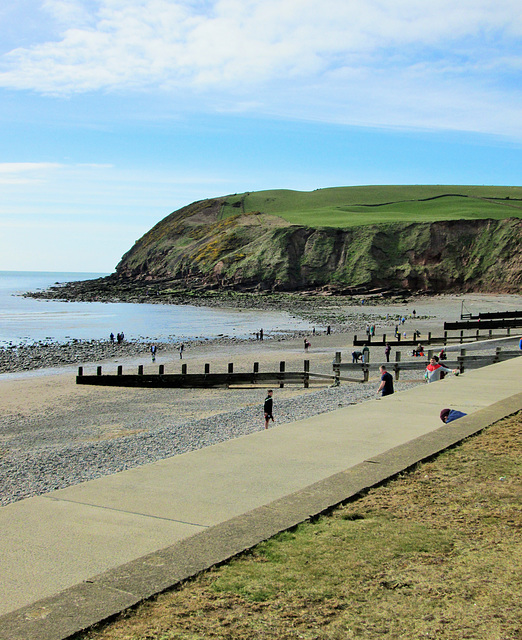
[108,185,522,295]
[220,185,522,228]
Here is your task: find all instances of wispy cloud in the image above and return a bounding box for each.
[0,0,521,135]
[0,162,114,184]
[0,162,64,172]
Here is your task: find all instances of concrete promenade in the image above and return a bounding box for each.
[1,357,521,640]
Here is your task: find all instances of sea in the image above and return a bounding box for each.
[0,271,313,347]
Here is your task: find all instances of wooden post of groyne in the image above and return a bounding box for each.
[304,359,310,388]
[333,352,341,386]
[117,365,123,376]
[457,348,466,374]
[279,361,285,388]
[394,352,401,381]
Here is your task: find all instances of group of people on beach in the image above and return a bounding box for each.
[109,332,125,344]
[264,348,464,430]
[375,354,464,424]
[376,354,459,398]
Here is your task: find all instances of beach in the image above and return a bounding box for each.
[2,292,521,507]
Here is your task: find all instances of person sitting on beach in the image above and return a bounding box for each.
[425,356,458,383]
[440,408,467,424]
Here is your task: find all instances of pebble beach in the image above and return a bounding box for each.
[2,292,521,507]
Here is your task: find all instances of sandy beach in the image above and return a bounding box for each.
[1,292,521,506]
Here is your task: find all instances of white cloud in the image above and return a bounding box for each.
[0,0,521,135]
[0,162,64,172]
[0,162,115,184]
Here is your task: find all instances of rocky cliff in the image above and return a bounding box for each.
[112,197,522,294]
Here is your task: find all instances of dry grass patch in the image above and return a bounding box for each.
[79,413,522,640]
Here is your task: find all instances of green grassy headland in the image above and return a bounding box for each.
[220,185,522,227]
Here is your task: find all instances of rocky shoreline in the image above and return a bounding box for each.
[0,339,151,375]
[24,274,418,326]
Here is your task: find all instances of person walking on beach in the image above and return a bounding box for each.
[264,390,274,429]
[150,344,157,362]
[179,343,184,359]
[109,332,114,343]
[377,365,394,397]
[384,343,391,362]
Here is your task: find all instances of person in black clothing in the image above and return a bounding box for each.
[264,390,274,429]
[377,365,394,397]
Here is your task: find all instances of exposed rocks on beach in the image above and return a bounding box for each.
[24,275,417,321]
[0,339,150,374]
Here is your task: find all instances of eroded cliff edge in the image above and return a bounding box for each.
[112,198,522,293]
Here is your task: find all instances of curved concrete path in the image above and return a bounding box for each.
[1,357,521,640]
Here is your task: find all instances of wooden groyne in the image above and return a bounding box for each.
[76,360,347,389]
[444,318,522,331]
[353,327,517,347]
[461,310,522,321]
[333,348,521,382]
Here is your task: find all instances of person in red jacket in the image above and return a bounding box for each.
[425,356,458,383]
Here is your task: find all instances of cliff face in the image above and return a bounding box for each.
[114,198,522,293]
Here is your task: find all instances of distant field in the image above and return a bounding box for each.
[221,185,522,228]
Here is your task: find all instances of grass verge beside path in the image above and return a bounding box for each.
[80,413,522,640]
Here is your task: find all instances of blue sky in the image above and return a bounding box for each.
[1,0,521,272]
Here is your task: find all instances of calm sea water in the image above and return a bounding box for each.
[0,271,312,346]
